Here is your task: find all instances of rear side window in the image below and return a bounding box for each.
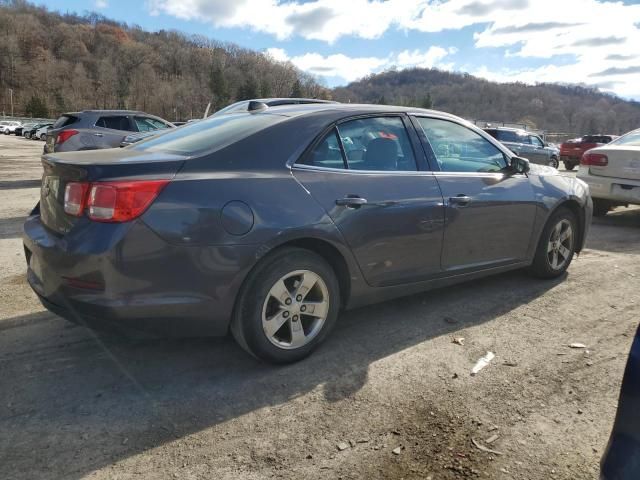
[418,117,508,173]
[299,129,346,169]
[52,115,78,129]
[337,117,417,171]
[130,112,284,155]
[610,130,640,147]
[96,116,132,131]
[134,116,170,132]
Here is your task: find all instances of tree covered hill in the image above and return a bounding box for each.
[0,0,327,121]
[333,68,640,135]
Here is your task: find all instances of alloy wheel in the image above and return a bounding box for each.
[261,270,329,350]
[547,219,573,270]
[549,157,559,168]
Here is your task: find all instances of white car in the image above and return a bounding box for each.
[577,128,640,216]
[34,124,52,140]
[0,120,22,134]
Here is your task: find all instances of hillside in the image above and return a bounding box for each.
[0,1,327,121]
[333,68,640,135]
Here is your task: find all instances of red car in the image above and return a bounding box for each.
[560,134,617,170]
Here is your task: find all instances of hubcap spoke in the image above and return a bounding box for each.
[301,300,328,318]
[547,241,555,253]
[558,244,570,260]
[264,310,288,337]
[552,222,562,240]
[294,272,318,301]
[559,228,571,242]
[551,251,559,269]
[289,320,307,348]
[269,279,291,305]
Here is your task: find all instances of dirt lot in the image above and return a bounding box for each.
[0,134,638,480]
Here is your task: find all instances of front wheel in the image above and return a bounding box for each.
[231,247,340,363]
[593,199,612,217]
[39,134,46,141]
[529,207,577,278]
[549,156,559,169]
[563,161,575,171]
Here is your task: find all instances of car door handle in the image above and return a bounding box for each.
[336,196,368,208]
[449,195,471,206]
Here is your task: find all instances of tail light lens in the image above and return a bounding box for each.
[56,129,79,144]
[581,153,608,166]
[64,182,89,216]
[87,180,169,222]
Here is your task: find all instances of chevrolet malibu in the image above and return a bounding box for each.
[23,104,592,363]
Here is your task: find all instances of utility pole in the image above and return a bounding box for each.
[8,89,13,117]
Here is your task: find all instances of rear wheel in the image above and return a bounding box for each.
[563,161,575,171]
[231,247,340,364]
[40,133,46,141]
[549,156,559,169]
[529,207,577,278]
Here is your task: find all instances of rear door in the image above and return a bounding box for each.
[528,135,549,164]
[292,115,445,287]
[413,116,537,272]
[92,115,136,148]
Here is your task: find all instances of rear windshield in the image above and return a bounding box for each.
[609,130,640,147]
[52,115,78,129]
[130,112,285,155]
[486,129,526,143]
[582,135,613,143]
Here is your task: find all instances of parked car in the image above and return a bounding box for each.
[15,122,37,137]
[44,110,174,153]
[560,134,617,170]
[0,120,22,134]
[23,103,592,363]
[484,126,560,168]
[34,124,53,140]
[577,128,640,216]
[23,123,50,139]
[601,322,640,480]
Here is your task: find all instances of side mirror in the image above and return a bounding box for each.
[510,156,530,174]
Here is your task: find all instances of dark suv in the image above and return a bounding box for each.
[44,110,174,153]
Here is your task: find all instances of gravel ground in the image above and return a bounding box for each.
[0,134,638,480]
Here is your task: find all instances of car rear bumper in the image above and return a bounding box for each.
[578,167,640,204]
[23,214,257,337]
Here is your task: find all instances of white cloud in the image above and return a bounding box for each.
[266,46,456,83]
[149,0,640,97]
[94,0,108,8]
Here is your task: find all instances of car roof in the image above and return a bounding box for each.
[63,110,151,116]
[484,126,528,133]
[256,102,463,120]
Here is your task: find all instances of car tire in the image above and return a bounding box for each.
[529,207,577,279]
[40,134,46,141]
[563,161,575,171]
[549,156,559,169]
[593,199,611,217]
[231,247,340,364]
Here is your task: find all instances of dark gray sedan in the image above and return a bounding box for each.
[23,104,592,363]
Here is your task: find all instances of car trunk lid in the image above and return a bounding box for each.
[40,149,186,235]
[587,146,640,181]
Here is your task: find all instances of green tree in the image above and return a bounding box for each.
[208,62,229,108]
[25,95,48,117]
[237,76,259,100]
[420,93,433,109]
[290,79,303,98]
[377,95,387,105]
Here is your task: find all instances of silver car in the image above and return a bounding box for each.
[484,127,560,168]
[44,110,174,153]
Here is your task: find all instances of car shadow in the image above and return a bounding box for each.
[587,207,640,254]
[0,216,27,240]
[0,270,563,479]
[0,179,41,190]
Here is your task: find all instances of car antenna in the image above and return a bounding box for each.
[248,101,268,113]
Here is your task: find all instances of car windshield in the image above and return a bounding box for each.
[129,112,286,155]
[609,130,640,147]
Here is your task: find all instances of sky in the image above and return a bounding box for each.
[40,0,640,100]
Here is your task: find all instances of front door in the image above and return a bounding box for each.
[293,115,445,287]
[413,116,537,272]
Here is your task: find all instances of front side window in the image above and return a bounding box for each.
[417,117,508,173]
[96,116,131,131]
[530,136,544,147]
[337,116,417,171]
[134,116,171,132]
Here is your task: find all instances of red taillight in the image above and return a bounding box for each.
[56,129,79,144]
[581,153,608,166]
[87,180,169,222]
[64,182,89,216]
